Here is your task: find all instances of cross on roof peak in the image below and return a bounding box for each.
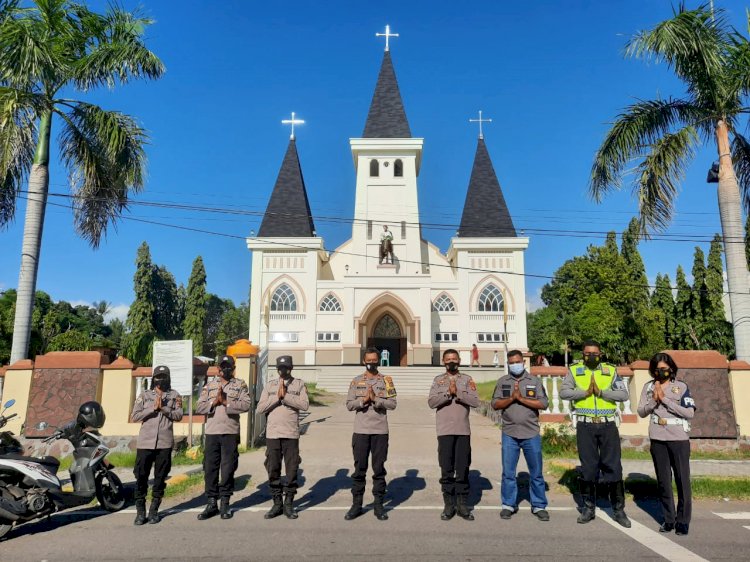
[281,111,305,140]
[376,24,399,52]
[469,110,492,140]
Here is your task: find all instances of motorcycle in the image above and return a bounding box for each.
[0,400,126,540]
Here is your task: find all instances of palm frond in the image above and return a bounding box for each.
[590,98,703,200]
[0,86,38,227]
[72,5,164,91]
[58,101,147,247]
[634,126,699,232]
[731,132,750,213]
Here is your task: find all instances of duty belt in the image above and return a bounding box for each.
[576,415,616,424]
[650,414,685,426]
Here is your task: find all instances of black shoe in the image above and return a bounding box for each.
[609,481,631,528]
[264,496,284,519]
[456,497,474,521]
[345,504,363,521]
[500,509,514,520]
[675,523,689,536]
[197,498,219,521]
[373,499,388,521]
[440,494,456,521]
[147,498,162,524]
[284,494,298,520]
[220,497,233,520]
[134,499,147,526]
[533,509,550,522]
[659,522,675,533]
[577,479,596,524]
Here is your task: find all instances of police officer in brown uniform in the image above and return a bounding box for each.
[130,365,183,525]
[428,348,480,521]
[195,355,251,520]
[345,347,397,521]
[257,355,309,520]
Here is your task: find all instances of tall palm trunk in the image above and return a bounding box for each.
[9,111,52,363]
[715,120,750,360]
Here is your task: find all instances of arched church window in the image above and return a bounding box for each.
[432,294,456,312]
[477,284,504,312]
[370,159,379,177]
[373,314,401,337]
[394,159,403,177]
[270,283,297,311]
[319,293,342,312]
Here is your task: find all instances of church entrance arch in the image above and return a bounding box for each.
[358,292,418,367]
[370,314,403,367]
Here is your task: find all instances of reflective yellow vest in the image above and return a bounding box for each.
[570,362,618,417]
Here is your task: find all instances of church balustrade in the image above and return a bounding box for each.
[269,313,306,321]
[469,313,515,322]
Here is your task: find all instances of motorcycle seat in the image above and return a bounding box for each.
[3,454,60,473]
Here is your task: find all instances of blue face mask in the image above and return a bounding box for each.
[508,363,525,376]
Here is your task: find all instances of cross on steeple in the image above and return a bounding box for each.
[281,112,305,140]
[469,110,492,140]
[376,24,399,52]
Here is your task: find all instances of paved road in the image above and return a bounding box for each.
[2,396,750,561]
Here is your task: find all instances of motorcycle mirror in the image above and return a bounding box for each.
[35,421,48,430]
[2,399,15,409]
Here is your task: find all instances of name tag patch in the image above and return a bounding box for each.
[525,385,537,398]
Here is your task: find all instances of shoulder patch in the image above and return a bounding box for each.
[469,380,477,391]
[384,376,397,398]
[575,367,585,375]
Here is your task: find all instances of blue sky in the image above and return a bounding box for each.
[1,0,747,322]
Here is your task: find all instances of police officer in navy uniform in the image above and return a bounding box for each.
[130,365,183,525]
[560,340,631,527]
[195,354,251,520]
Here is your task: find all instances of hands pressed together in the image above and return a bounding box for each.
[213,380,228,407]
[585,378,602,398]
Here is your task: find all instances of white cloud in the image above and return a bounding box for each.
[104,304,129,324]
[526,288,545,313]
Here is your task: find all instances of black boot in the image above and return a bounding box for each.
[220,497,233,520]
[197,498,219,521]
[373,497,388,521]
[344,495,363,520]
[456,496,474,521]
[283,493,298,519]
[440,493,456,521]
[264,493,284,519]
[147,498,162,524]
[133,498,147,526]
[609,481,631,528]
[577,480,596,524]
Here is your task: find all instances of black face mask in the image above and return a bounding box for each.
[365,363,379,374]
[221,367,233,380]
[151,375,170,392]
[583,354,600,369]
[278,367,291,378]
[445,362,459,373]
[654,368,672,381]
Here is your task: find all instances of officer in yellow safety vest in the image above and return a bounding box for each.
[559,340,631,528]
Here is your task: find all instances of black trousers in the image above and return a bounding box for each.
[204,434,240,499]
[265,438,301,495]
[351,433,389,498]
[650,439,692,525]
[133,448,172,500]
[438,434,472,496]
[576,422,623,483]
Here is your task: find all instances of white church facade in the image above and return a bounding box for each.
[247,45,529,367]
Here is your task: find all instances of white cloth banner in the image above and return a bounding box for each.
[152,340,193,396]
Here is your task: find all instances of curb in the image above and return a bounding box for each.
[165,466,203,488]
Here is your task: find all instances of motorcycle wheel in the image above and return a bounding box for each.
[0,520,12,540]
[95,470,126,512]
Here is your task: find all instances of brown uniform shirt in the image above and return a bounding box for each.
[131,389,184,449]
[427,371,480,436]
[637,380,695,441]
[257,377,310,439]
[345,373,397,435]
[196,376,251,435]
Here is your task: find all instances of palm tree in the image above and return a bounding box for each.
[0,0,164,363]
[590,4,750,360]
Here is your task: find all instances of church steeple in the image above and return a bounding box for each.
[458,137,516,237]
[258,139,316,237]
[362,51,412,138]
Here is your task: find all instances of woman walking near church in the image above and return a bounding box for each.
[637,352,696,536]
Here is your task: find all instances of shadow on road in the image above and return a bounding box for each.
[297,468,351,510]
[386,468,426,508]
[1,508,115,542]
[468,469,493,507]
[300,415,332,435]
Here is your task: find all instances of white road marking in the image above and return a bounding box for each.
[598,510,709,562]
[713,512,750,519]
[743,526,750,531]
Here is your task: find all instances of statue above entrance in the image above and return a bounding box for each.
[379,224,394,265]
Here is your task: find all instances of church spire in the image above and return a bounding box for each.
[458,137,516,237]
[362,50,412,138]
[258,138,316,237]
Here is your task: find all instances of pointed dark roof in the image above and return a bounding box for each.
[458,138,516,237]
[258,139,316,237]
[362,52,411,138]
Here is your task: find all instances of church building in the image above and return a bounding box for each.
[247,38,529,367]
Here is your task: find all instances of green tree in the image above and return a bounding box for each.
[216,302,249,359]
[0,0,164,363]
[151,265,182,340]
[690,246,708,327]
[203,295,234,358]
[123,242,156,364]
[703,234,735,355]
[589,5,750,360]
[183,256,207,355]
[674,265,696,348]
[651,273,676,346]
[621,217,650,306]
[47,329,91,352]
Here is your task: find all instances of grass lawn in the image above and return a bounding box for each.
[476,380,497,402]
